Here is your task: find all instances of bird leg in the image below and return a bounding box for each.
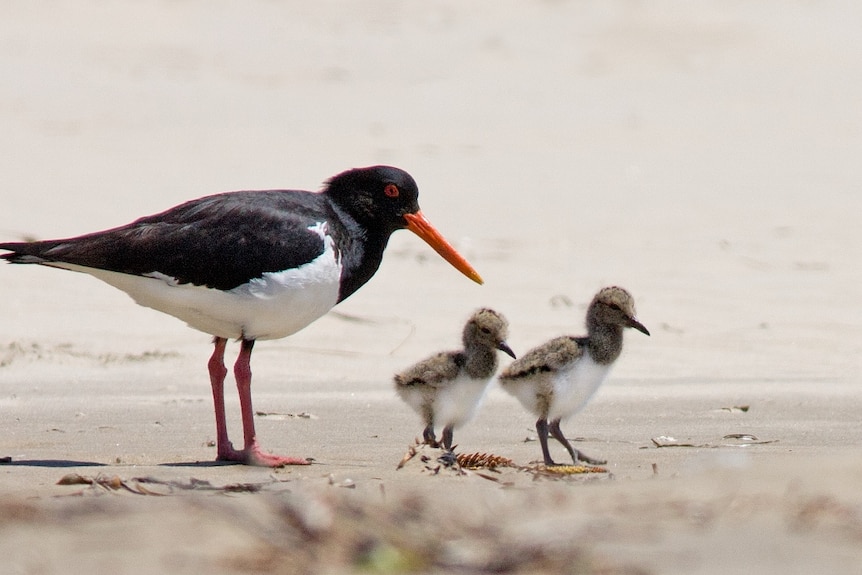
[208,337,309,467]
[208,337,234,460]
[535,418,560,466]
[440,425,455,452]
[233,339,310,466]
[422,424,439,448]
[548,418,607,466]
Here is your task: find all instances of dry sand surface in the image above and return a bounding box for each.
[2,2,861,574]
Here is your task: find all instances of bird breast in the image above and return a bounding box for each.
[433,375,494,428]
[547,355,612,421]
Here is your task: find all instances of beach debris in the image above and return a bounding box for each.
[396,439,608,483]
[651,436,701,448]
[396,432,616,484]
[455,452,517,470]
[57,473,143,494]
[531,464,608,476]
[397,438,475,473]
[651,435,778,448]
[716,405,750,413]
[721,434,778,446]
[394,439,459,475]
[55,473,269,495]
[141,477,267,493]
[396,438,424,470]
[255,410,318,419]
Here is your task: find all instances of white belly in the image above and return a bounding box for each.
[54,231,342,341]
[432,375,493,428]
[548,355,612,421]
[501,375,548,417]
[500,354,612,420]
[396,386,429,419]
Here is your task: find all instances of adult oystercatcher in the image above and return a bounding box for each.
[498,287,649,466]
[0,165,482,466]
[394,308,515,451]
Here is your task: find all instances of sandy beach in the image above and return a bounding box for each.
[2,2,861,573]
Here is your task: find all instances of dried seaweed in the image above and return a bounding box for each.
[533,465,608,476]
[56,473,157,495]
[455,452,517,470]
[55,473,268,496]
[396,438,424,470]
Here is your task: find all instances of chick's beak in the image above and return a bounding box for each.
[404,211,483,285]
[628,317,651,336]
[497,341,517,359]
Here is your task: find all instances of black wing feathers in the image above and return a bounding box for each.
[0,190,330,291]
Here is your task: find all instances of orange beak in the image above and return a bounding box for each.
[404,211,483,285]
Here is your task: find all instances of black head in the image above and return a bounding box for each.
[323,166,420,234]
[323,165,483,284]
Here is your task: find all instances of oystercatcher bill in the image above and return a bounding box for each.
[498,287,649,466]
[0,165,483,467]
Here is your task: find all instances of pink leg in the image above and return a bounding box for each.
[231,339,310,467]
[208,337,237,461]
[209,338,309,466]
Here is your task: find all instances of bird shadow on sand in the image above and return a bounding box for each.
[159,460,241,468]
[0,458,266,469]
[0,458,107,468]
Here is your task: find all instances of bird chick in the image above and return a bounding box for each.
[499,287,649,466]
[395,308,516,451]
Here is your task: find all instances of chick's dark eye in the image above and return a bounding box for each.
[608,303,622,311]
[480,327,492,334]
[383,184,399,198]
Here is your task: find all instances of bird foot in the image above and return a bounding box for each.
[543,453,607,468]
[437,449,458,468]
[217,441,311,467]
[573,450,607,466]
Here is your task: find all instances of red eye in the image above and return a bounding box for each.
[383,184,399,198]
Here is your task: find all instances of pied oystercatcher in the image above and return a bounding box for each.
[498,287,649,466]
[0,165,482,466]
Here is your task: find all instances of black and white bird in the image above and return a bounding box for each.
[394,308,515,451]
[0,165,482,467]
[498,287,649,466]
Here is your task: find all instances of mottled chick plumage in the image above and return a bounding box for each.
[395,308,516,450]
[499,287,649,466]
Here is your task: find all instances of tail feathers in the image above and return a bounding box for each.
[3,254,49,264]
[0,242,57,264]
